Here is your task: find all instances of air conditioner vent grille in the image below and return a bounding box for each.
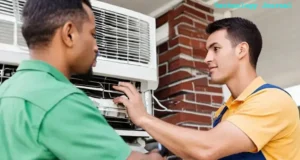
[17,0,25,21]
[0,20,14,45]
[17,23,26,46]
[0,0,14,17]
[93,7,151,65]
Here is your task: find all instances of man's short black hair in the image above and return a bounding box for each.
[206,17,263,69]
[21,0,92,49]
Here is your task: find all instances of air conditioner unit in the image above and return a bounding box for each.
[0,0,158,153]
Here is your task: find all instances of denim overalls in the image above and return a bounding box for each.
[213,83,291,160]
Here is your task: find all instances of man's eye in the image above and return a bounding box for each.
[214,47,219,52]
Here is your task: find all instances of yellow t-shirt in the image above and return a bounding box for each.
[214,77,300,160]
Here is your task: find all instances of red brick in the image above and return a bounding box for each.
[169,15,194,39]
[195,61,208,72]
[158,42,168,54]
[207,15,214,22]
[173,4,186,19]
[193,48,207,59]
[165,101,197,113]
[169,58,195,71]
[196,104,218,112]
[156,12,169,28]
[173,101,217,113]
[212,96,223,104]
[159,45,192,64]
[154,96,218,118]
[169,37,179,48]
[159,98,218,113]
[178,27,192,37]
[159,64,167,76]
[194,3,214,14]
[185,0,195,7]
[191,31,208,39]
[186,93,196,101]
[159,71,193,88]
[196,94,211,103]
[180,47,193,56]
[199,127,211,131]
[183,5,206,20]
[181,125,198,130]
[156,82,194,99]
[154,94,185,117]
[191,39,205,49]
[194,22,207,30]
[178,23,197,32]
[194,86,223,93]
[169,27,177,40]
[159,46,180,64]
[162,112,211,125]
[193,77,208,86]
[178,36,191,46]
[173,15,194,27]
[169,36,191,48]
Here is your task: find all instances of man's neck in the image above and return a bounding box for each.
[226,67,258,99]
[29,49,71,79]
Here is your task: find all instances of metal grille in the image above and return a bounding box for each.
[0,63,17,85]
[17,22,26,46]
[93,7,151,65]
[70,75,141,129]
[0,0,14,16]
[17,0,25,21]
[0,19,14,45]
[70,75,141,99]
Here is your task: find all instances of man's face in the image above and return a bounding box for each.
[204,29,239,84]
[67,3,98,79]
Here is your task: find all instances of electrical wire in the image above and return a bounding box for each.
[151,91,211,116]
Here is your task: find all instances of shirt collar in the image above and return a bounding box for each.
[225,76,266,106]
[17,60,71,84]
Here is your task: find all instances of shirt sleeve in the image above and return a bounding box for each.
[225,91,297,152]
[38,93,131,160]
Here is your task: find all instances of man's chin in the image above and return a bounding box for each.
[76,67,94,82]
[209,75,226,85]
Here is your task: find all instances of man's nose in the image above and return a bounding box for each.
[204,51,212,64]
[94,46,99,56]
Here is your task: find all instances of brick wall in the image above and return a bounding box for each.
[154,0,223,130]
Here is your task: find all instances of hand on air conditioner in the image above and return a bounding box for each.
[113,82,150,127]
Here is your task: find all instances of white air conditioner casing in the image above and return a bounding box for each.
[90,0,158,92]
[0,0,157,146]
[0,0,158,91]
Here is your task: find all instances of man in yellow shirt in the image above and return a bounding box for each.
[113,17,300,159]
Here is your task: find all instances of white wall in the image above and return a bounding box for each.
[286,85,300,106]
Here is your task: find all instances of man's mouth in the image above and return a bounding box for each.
[208,66,217,72]
[93,52,99,67]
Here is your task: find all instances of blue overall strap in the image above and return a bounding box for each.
[252,83,291,97]
[213,106,228,127]
[215,83,290,160]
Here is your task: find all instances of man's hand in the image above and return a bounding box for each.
[148,149,165,160]
[113,82,150,126]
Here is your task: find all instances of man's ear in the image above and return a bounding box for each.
[235,42,249,60]
[61,21,78,47]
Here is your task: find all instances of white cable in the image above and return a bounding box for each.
[151,91,211,116]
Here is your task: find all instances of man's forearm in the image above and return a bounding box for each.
[127,151,163,160]
[139,115,213,159]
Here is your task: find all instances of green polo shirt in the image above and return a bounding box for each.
[0,60,131,160]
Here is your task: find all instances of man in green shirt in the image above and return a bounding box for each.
[0,0,163,160]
